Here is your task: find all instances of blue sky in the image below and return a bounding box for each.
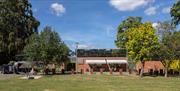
[30,0,176,50]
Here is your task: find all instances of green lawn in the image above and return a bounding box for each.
[0,74,180,91]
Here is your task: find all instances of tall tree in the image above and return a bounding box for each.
[126,22,159,77]
[156,21,176,77]
[158,33,175,77]
[24,26,70,65]
[170,0,180,26]
[0,0,40,64]
[115,17,142,48]
[172,31,180,76]
[23,33,40,62]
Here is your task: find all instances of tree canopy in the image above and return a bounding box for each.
[170,0,180,26]
[157,21,180,77]
[115,18,159,77]
[23,26,70,65]
[126,22,159,62]
[115,17,142,48]
[0,0,40,64]
[126,22,159,77]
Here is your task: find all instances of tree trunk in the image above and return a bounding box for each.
[165,66,168,77]
[140,61,145,77]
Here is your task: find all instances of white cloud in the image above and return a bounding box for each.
[50,3,65,16]
[78,44,93,49]
[162,7,170,14]
[152,22,159,28]
[109,0,152,11]
[144,6,157,15]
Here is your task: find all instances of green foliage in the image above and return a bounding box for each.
[173,31,180,59]
[155,21,178,77]
[8,60,16,65]
[115,17,142,48]
[169,60,179,71]
[126,22,159,62]
[158,34,175,62]
[23,33,40,61]
[0,0,40,64]
[170,0,180,26]
[24,26,70,65]
[115,17,159,77]
[156,21,176,63]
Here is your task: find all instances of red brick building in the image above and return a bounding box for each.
[77,57,128,73]
[136,61,164,74]
[76,49,128,73]
[76,49,165,74]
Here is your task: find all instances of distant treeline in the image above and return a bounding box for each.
[77,49,127,57]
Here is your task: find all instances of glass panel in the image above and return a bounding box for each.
[77,49,127,57]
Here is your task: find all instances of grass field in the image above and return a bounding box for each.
[0,74,180,91]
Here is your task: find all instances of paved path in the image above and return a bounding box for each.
[0,74,18,80]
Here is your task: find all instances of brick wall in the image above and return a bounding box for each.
[136,61,164,73]
[77,57,127,73]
